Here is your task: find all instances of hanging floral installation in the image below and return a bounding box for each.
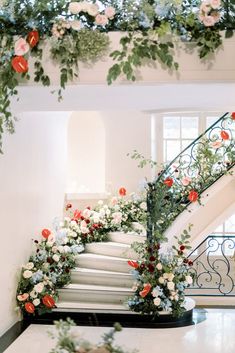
[0,0,235,151]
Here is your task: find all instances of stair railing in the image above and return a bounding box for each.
[147,112,235,243]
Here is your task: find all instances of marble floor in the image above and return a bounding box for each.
[3,309,235,353]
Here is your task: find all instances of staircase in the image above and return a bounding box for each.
[55,231,144,314]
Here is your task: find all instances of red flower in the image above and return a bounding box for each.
[27,30,39,47]
[180,245,185,251]
[25,302,35,314]
[231,112,235,120]
[66,203,72,211]
[220,130,230,140]
[163,177,173,187]
[73,210,82,220]
[149,256,156,262]
[139,283,151,298]
[42,295,55,308]
[127,260,139,269]
[188,190,198,202]
[119,187,127,196]
[148,264,155,273]
[12,56,28,73]
[188,260,194,266]
[42,228,51,239]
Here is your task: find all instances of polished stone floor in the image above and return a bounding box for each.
[4,309,235,353]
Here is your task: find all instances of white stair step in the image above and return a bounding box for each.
[85,242,138,259]
[55,301,130,313]
[71,267,134,287]
[108,231,146,245]
[58,284,134,304]
[76,253,132,273]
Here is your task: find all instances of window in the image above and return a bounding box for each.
[209,215,235,256]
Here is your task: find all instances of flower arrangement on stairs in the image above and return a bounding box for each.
[16,188,147,315]
[1,0,235,152]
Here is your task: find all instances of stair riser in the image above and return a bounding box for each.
[108,232,145,245]
[76,257,131,273]
[58,289,132,304]
[85,243,138,259]
[71,271,134,288]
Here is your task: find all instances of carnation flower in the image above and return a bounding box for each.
[105,6,116,19]
[23,270,33,279]
[14,38,30,56]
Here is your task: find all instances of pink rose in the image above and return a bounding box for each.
[181,177,192,186]
[95,14,109,26]
[200,1,211,14]
[14,38,30,56]
[105,6,116,19]
[202,15,216,26]
[211,140,222,149]
[210,0,221,9]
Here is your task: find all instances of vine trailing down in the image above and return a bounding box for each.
[16,188,147,316]
[0,0,235,152]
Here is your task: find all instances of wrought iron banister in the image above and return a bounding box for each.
[147,112,235,242]
[186,235,235,297]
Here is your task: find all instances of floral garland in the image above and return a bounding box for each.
[0,0,234,152]
[16,188,147,315]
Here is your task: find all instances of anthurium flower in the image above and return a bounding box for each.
[188,190,198,202]
[127,260,139,269]
[14,38,29,56]
[119,187,126,196]
[27,30,39,47]
[25,302,35,314]
[231,112,235,120]
[74,209,82,220]
[220,130,230,140]
[163,177,173,187]
[42,228,51,239]
[11,56,28,73]
[139,283,151,298]
[42,294,55,308]
[17,293,29,302]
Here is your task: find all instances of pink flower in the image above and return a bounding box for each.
[211,140,222,149]
[14,38,30,56]
[181,177,192,186]
[105,6,116,19]
[200,1,211,14]
[211,11,220,23]
[202,15,216,26]
[95,14,109,26]
[210,0,221,9]
[17,293,29,302]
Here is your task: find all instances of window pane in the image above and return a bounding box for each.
[181,139,194,150]
[181,117,199,138]
[165,140,181,162]
[206,117,219,128]
[163,117,180,138]
[225,215,235,232]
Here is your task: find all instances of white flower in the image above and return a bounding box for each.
[23,270,33,279]
[83,208,91,218]
[33,298,40,306]
[24,262,34,270]
[112,212,122,224]
[174,294,179,301]
[105,209,111,216]
[153,297,161,306]
[98,200,103,206]
[63,245,71,253]
[81,226,89,234]
[140,202,147,210]
[63,237,68,244]
[158,277,165,284]
[57,246,65,254]
[95,14,109,26]
[52,254,60,262]
[87,3,99,16]
[202,15,216,26]
[30,290,37,299]
[167,281,175,291]
[34,282,44,293]
[71,20,82,31]
[70,220,77,226]
[52,246,58,253]
[111,197,118,205]
[185,275,193,285]
[210,0,221,9]
[167,273,175,282]
[14,38,30,56]
[69,1,82,14]
[163,273,169,279]
[47,234,55,247]
[156,263,162,270]
[105,6,116,19]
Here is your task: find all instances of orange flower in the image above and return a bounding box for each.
[188,190,198,202]
[41,228,51,239]
[119,187,126,196]
[231,112,235,120]
[11,56,28,73]
[127,260,139,269]
[25,302,35,314]
[27,30,39,47]
[42,295,55,308]
[163,177,173,187]
[220,130,230,140]
[139,283,152,298]
[73,209,82,220]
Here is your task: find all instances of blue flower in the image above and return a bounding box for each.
[130,270,140,280]
[160,298,172,311]
[71,244,84,254]
[56,229,67,244]
[139,13,153,29]
[36,250,47,262]
[154,4,170,18]
[31,270,43,284]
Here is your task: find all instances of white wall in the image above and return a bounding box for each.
[0,112,69,336]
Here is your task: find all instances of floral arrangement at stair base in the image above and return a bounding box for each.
[1,0,235,152]
[49,319,136,353]
[128,226,194,318]
[16,188,146,316]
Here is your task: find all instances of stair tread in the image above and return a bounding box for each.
[78,253,132,262]
[61,283,134,292]
[86,242,132,248]
[71,267,133,277]
[55,301,130,313]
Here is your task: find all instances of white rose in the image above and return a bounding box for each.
[105,209,111,216]
[69,1,81,14]
[105,6,116,19]
[87,3,99,16]
[153,297,161,306]
[52,246,58,253]
[57,246,64,254]
[210,0,221,9]
[81,226,89,234]
[63,237,68,244]
[167,281,175,291]
[34,282,44,293]
[23,270,33,279]
[174,294,179,301]
[30,290,37,298]
[52,254,60,262]
[14,38,30,56]
[33,299,40,306]
[140,201,147,210]
[158,277,165,284]
[163,273,169,279]
[42,263,49,270]
[70,220,77,226]
[185,275,193,285]
[71,20,82,31]
[156,263,162,271]
[63,245,71,253]
[24,262,34,270]
[98,200,103,206]
[168,273,175,282]
[83,208,91,218]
